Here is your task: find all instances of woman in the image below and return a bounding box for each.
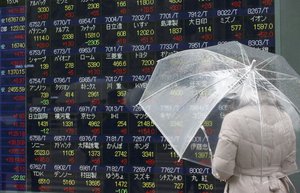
[212,91,297,193]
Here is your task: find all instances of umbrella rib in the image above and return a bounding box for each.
[256,68,299,80]
[201,125,213,163]
[138,102,183,159]
[237,41,250,65]
[255,80,300,125]
[139,68,245,104]
[160,49,247,69]
[256,77,297,81]
[204,49,248,68]
[254,71,300,114]
[175,67,253,117]
[173,73,239,116]
[255,55,279,69]
[179,69,254,158]
[177,126,214,166]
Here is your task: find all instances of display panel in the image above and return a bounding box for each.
[0,0,275,192]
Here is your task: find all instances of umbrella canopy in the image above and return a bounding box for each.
[138,41,300,178]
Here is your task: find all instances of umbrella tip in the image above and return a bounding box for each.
[250,59,256,70]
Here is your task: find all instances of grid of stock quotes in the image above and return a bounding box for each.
[0,0,275,192]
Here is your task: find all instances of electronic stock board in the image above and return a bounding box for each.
[0,0,274,192]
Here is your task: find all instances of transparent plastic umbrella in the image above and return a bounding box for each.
[138,41,300,181]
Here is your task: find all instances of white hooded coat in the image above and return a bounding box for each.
[212,105,297,193]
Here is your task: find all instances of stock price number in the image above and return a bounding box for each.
[137,29,155,36]
[38,178,50,185]
[136,0,155,13]
[62,179,76,186]
[174,182,184,190]
[111,0,127,15]
[231,24,242,31]
[198,25,212,33]
[63,150,75,156]
[88,150,101,157]
[61,33,75,47]
[114,151,128,157]
[115,181,128,188]
[142,182,155,189]
[63,121,74,127]
[253,23,274,30]
[86,180,101,186]
[34,150,50,156]
[169,27,183,42]
[137,120,154,127]
[194,152,210,159]
[136,0,154,5]
[142,151,154,158]
[198,183,214,190]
